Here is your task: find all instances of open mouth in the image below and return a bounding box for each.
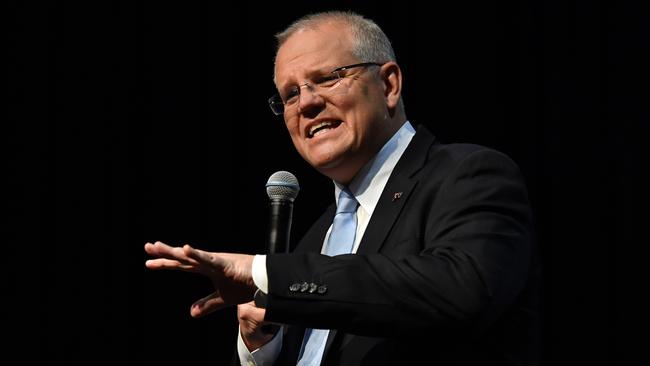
[308,120,342,138]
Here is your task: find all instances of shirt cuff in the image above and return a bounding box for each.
[252,255,269,293]
[236,325,283,366]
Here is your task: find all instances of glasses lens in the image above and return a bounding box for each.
[268,95,284,115]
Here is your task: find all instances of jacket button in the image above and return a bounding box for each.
[289,283,301,292]
[317,285,327,294]
[308,283,318,293]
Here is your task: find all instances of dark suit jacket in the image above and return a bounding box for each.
[264,125,541,365]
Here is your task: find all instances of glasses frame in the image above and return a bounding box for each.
[268,62,384,115]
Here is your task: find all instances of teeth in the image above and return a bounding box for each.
[309,121,336,137]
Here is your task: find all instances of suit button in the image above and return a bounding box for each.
[308,283,318,293]
[317,285,327,294]
[289,283,301,292]
[300,282,309,292]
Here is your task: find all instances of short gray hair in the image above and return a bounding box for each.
[275,11,396,64]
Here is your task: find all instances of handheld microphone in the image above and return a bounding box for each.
[256,172,299,330]
[265,171,300,254]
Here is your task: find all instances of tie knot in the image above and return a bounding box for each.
[336,189,358,214]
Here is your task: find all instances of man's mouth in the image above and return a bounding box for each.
[308,120,342,138]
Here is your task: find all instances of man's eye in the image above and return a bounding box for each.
[284,88,300,103]
[316,76,339,87]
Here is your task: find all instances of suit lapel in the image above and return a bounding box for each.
[322,125,436,363]
[356,174,418,255]
[299,126,435,257]
[295,204,335,254]
[358,125,434,254]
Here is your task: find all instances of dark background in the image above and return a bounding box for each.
[7,0,644,365]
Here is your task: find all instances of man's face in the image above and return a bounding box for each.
[274,22,389,183]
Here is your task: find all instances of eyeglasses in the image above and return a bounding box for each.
[268,62,383,115]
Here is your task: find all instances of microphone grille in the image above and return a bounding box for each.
[266,171,300,201]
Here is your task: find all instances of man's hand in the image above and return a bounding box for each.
[238,301,278,351]
[144,241,256,317]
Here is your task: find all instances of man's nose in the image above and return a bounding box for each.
[298,84,325,114]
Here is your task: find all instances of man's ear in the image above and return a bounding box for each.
[380,62,402,110]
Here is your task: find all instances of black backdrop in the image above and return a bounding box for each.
[7,1,644,365]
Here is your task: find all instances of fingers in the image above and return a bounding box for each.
[183,245,226,267]
[144,241,175,255]
[145,242,252,316]
[190,291,227,318]
[237,301,267,322]
[145,242,229,273]
[145,258,197,271]
[144,242,200,269]
[237,302,276,350]
[237,301,259,317]
[145,241,188,259]
[237,300,257,311]
[183,246,231,277]
[238,302,282,327]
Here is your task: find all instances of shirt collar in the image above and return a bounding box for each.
[334,121,416,216]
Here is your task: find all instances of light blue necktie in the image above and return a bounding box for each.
[297,189,358,366]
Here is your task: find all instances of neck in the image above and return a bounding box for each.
[323,116,407,185]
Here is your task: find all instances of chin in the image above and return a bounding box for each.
[310,154,354,181]
[310,156,341,170]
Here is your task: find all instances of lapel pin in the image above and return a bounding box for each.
[392,192,403,202]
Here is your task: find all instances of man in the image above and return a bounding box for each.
[145,11,540,366]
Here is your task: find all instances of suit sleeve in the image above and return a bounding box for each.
[264,149,534,338]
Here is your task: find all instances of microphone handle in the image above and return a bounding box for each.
[261,200,293,334]
[267,199,293,254]
[261,199,293,335]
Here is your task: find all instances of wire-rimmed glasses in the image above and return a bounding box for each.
[268,62,383,115]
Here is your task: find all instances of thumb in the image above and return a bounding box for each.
[191,291,226,318]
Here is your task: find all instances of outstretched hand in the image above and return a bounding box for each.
[144,241,256,317]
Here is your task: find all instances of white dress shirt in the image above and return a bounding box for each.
[237,121,416,365]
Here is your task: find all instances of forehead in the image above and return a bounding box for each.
[274,22,356,84]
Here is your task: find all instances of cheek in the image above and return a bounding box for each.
[338,85,379,119]
[284,119,306,152]
[284,118,300,136]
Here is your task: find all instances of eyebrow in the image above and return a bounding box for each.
[280,65,338,88]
